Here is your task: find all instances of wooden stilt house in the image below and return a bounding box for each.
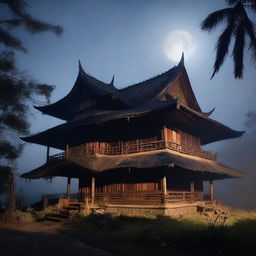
[21,54,245,215]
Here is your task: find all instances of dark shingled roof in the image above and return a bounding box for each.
[20,149,245,179]
[34,54,202,120]
[21,100,244,149]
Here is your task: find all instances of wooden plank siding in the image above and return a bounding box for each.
[63,126,215,161]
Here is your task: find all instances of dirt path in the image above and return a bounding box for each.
[0,222,112,256]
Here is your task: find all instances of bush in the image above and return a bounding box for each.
[12,210,35,223]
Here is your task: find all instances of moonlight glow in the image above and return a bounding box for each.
[164,30,196,62]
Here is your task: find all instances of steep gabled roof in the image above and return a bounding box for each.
[35,62,129,120]
[120,54,184,106]
[34,54,206,121]
[119,54,201,112]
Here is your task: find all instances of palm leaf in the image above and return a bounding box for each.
[201,8,233,31]
[211,16,235,78]
[243,9,256,64]
[232,21,245,78]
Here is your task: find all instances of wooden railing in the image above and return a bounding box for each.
[68,139,216,160]
[99,140,165,155]
[79,191,203,205]
[48,152,66,161]
[48,139,216,162]
[166,141,216,160]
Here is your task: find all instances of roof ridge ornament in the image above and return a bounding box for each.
[78,60,86,75]
[110,75,115,86]
[178,52,184,67]
[203,108,216,117]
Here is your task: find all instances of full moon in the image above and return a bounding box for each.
[164,30,196,62]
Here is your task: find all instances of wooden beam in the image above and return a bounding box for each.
[210,180,214,201]
[163,126,168,148]
[162,176,167,195]
[66,144,69,159]
[46,146,50,162]
[67,177,71,198]
[190,182,195,192]
[91,177,95,204]
[78,178,81,199]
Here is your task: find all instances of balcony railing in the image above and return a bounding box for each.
[48,152,66,161]
[49,139,216,161]
[79,191,204,205]
[70,140,216,160]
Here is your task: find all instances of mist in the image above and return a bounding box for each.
[210,127,256,209]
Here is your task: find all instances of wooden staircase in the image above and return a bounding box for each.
[43,200,83,222]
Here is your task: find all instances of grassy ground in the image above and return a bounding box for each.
[1,207,256,256]
[64,210,256,256]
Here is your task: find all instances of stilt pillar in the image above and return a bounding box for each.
[67,177,71,198]
[66,144,69,159]
[162,176,167,196]
[91,176,95,204]
[163,126,168,148]
[210,180,214,201]
[46,146,50,162]
[190,182,195,192]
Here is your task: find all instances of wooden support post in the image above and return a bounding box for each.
[91,177,95,205]
[66,144,69,159]
[67,177,71,198]
[78,178,81,199]
[162,176,167,196]
[163,126,168,148]
[46,146,50,162]
[190,182,195,192]
[210,180,214,201]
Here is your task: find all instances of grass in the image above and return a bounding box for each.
[63,210,256,256]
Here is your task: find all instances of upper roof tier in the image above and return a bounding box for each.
[35,54,205,121]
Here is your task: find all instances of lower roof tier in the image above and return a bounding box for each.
[21,149,245,180]
[22,101,244,149]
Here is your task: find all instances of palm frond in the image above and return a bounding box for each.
[243,9,256,64]
[232,21,245,78]
[201,8,232,31]
[211,18,235,78]
[0,27,26,52]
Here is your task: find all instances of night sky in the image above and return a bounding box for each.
[9,0,256,208]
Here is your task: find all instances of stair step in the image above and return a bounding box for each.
[47,213,69,219]
[43,217,64,222]
[63,206,79,210]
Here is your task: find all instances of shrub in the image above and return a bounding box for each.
[12,210,35,223]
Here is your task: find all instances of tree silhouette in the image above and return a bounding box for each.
[201,0,256,79]
[0,0,63,223]
[0,0,63,161]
